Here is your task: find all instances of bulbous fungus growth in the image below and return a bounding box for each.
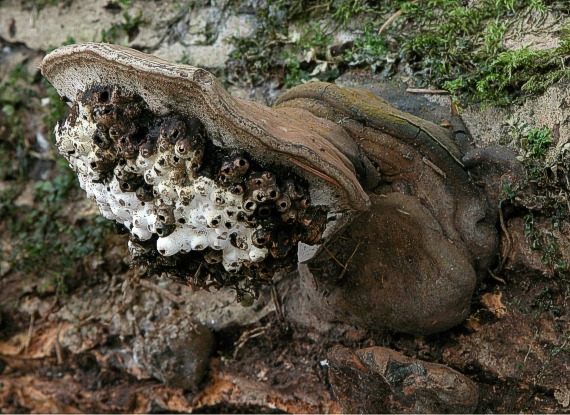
[41,43,498,310]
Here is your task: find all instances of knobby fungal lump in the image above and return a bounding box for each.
[41,43,369,299]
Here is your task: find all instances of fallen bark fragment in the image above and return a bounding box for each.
[328,345,479,414]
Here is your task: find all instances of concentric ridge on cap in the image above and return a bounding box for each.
[41,43,370,212]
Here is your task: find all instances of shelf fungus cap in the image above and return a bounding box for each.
[40,43,369,212]
[41,43,370,291]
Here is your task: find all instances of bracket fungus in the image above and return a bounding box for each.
[41,43,371,298]
[41,43,499,314]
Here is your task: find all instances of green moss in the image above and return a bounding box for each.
[525,127,554,158]
[530,286,564,316]
[228,0,293,85]
[2,158,115,296]
[331,0,380,25]
[445,39,570,105]
[501,120,569,274]
[109,0,134,8]
[0,65,36,182]
[523,213,566,270]
[282,23,336,87]
[345,0,570,105]
[229,4,337,87]
[227,0,568,105]
[343,23,389,71]
[0,61,113,296]
[100,10,148,44]
[19,0,60,11]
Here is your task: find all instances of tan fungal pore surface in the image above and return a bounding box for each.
[56,84,328,288]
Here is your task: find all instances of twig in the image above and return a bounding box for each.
[406,88,449,95]
[378,0,418,34]
[323,245,346,269]
[306,3,330,13]
[77,314,98,328]
[338,242,362,281]
[378,9,403,34]
[488,270,506,284]
[188,262,204,287]
[55,324,63,364]
[497,203,512,272]
[422,157,447,178]
[271,283,287,327]
[0,354,56,361]
[233,326,269,359]
[23,313,35,356]
[450,99,461,115]
[288,157,341,188]
[523,337,536,365]
[139,279,184,304]
[38,297,60,325]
